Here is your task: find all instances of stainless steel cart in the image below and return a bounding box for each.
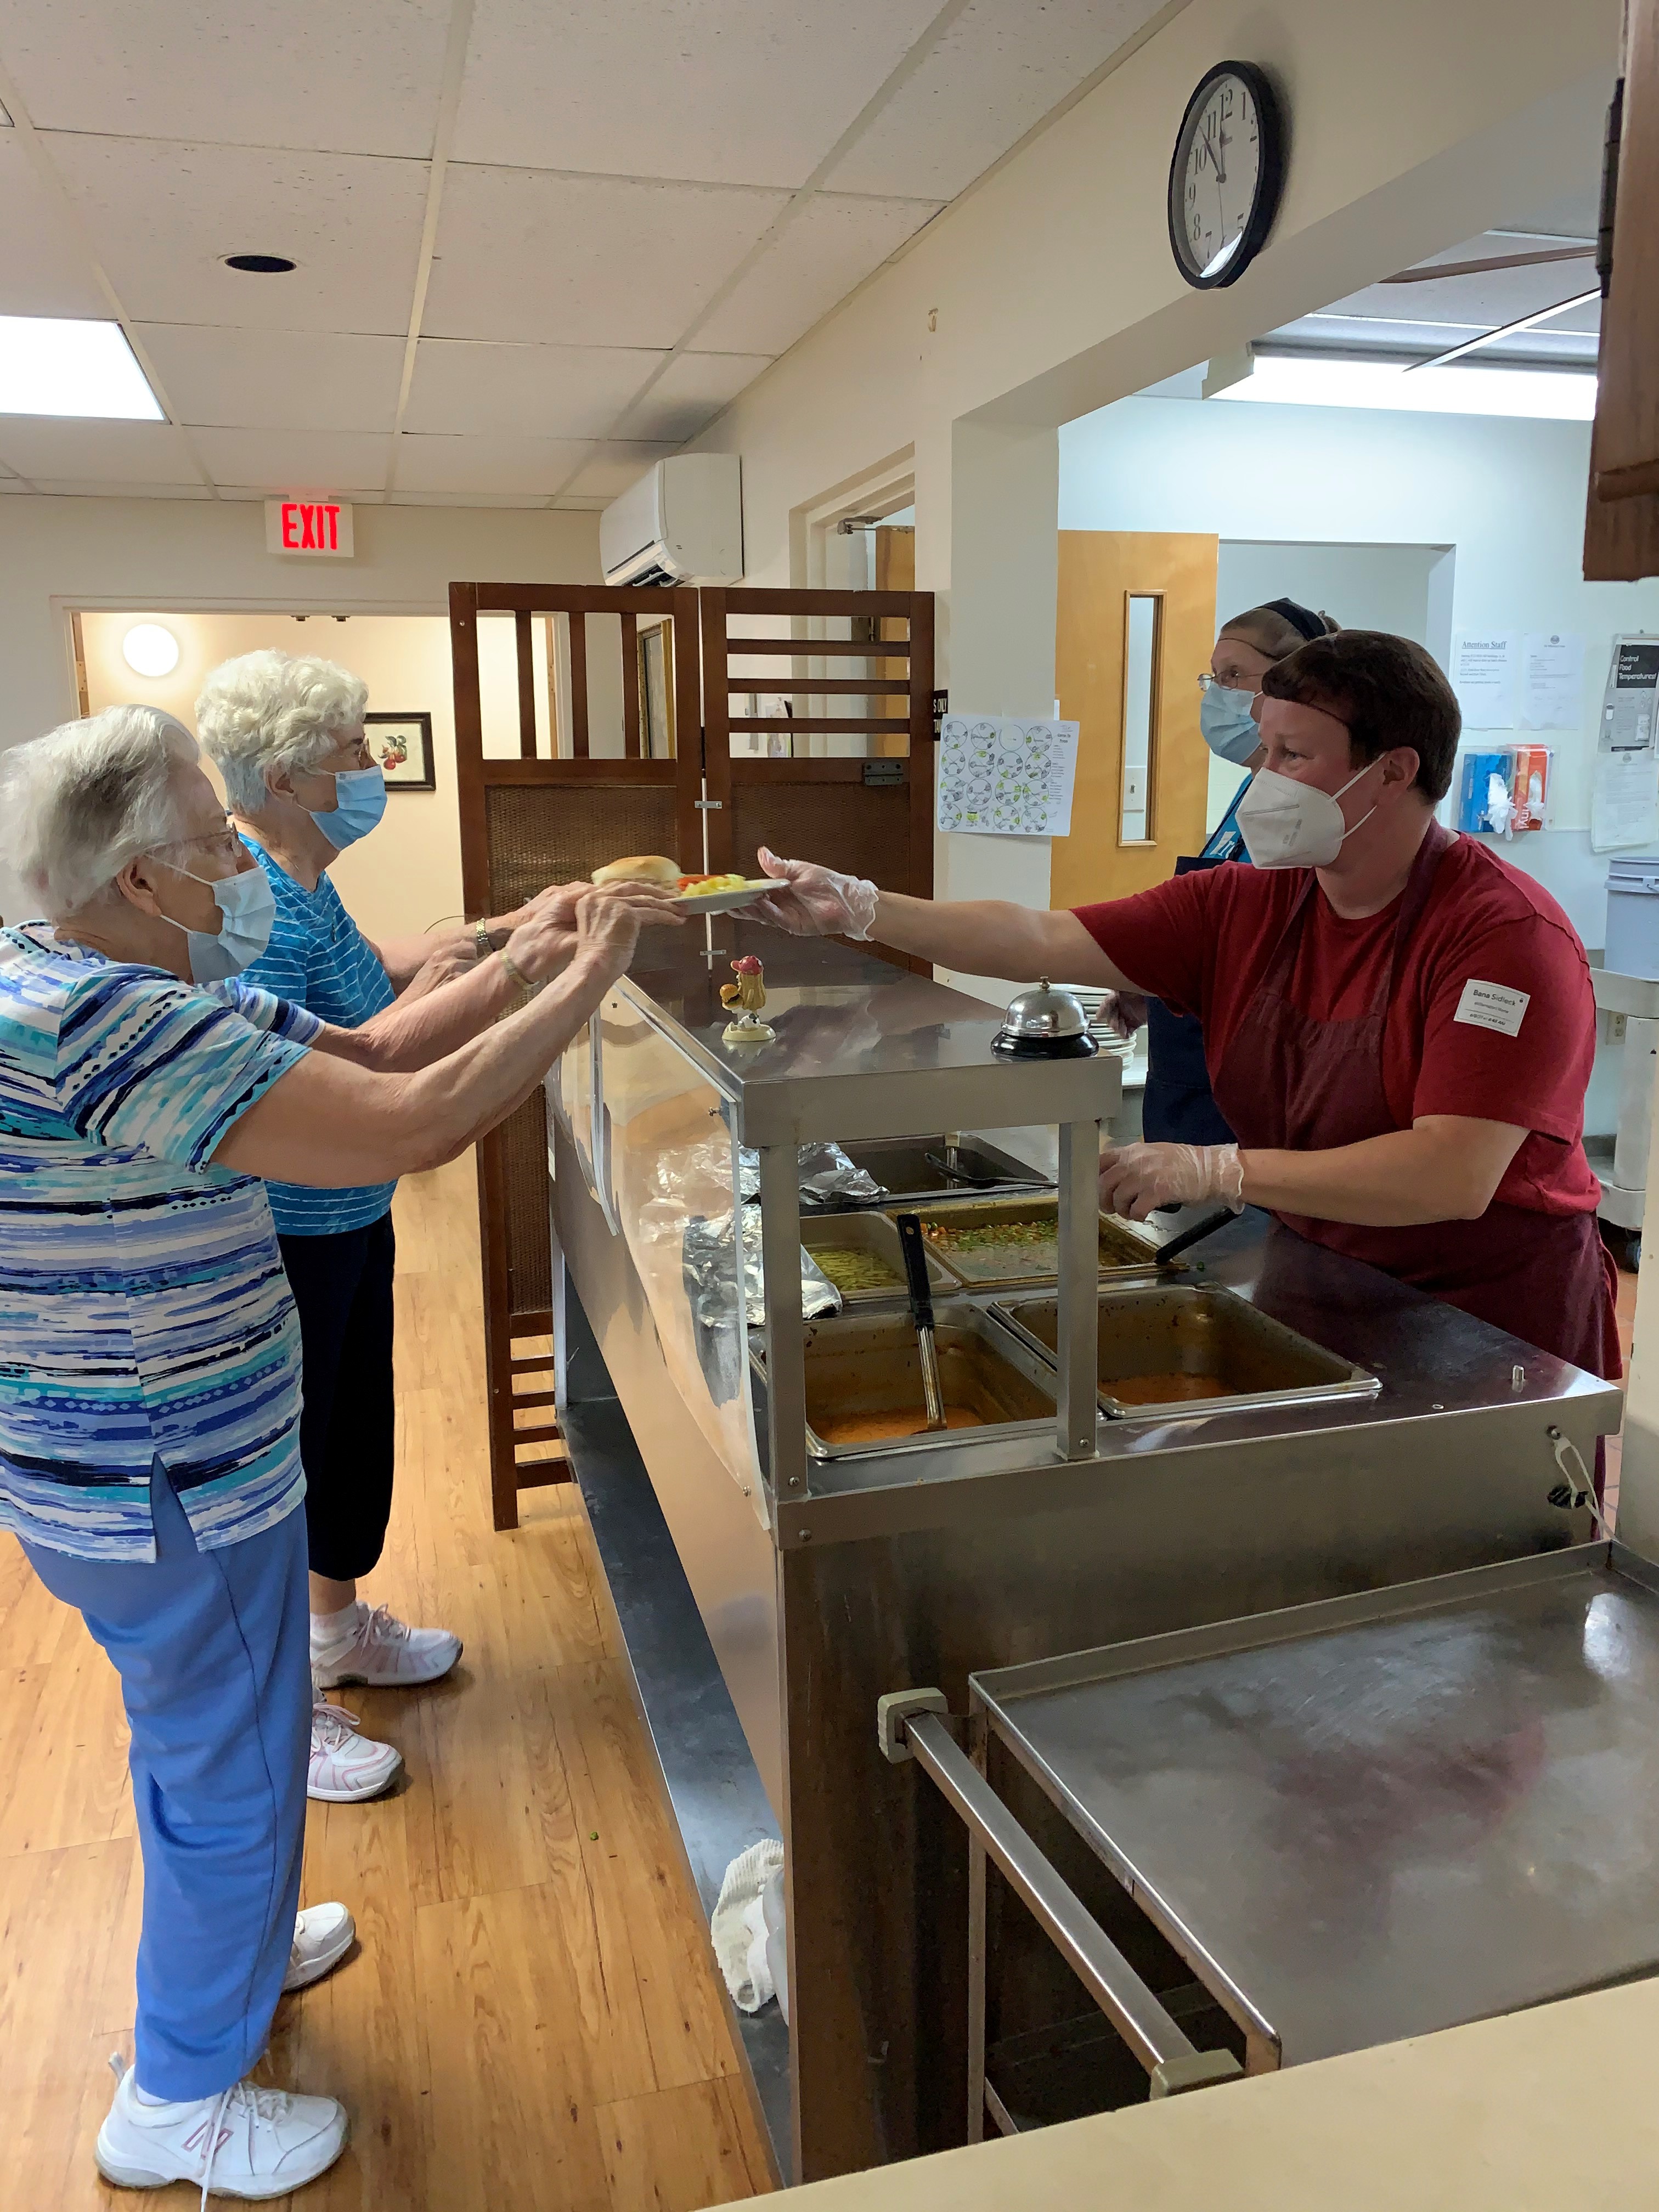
[883,1540,1659,2136]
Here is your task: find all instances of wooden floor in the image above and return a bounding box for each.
[0,1158,774,2211]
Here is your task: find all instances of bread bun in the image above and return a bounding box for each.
[592,854,679,885]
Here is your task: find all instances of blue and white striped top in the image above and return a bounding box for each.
[240,845,396,1237]
[0,923,320,1561]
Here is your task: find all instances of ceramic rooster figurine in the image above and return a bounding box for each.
[719,955,775,1044]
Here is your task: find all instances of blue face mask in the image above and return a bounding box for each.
[159,862,277,984]
[311,764,386,850]
[1200,681,1263,766]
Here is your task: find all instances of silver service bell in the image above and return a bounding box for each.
[991,977,1099,1060]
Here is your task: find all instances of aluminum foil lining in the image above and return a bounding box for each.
[679,1210,841,1404]
[737,1141,882,1208]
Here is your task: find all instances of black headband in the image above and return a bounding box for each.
[1262,596,1326,642]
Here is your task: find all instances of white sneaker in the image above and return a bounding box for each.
[308,1697,402,1803]
[283,1902,356,1994]
[95,2057,347,2201]
[311,1601,462,1690]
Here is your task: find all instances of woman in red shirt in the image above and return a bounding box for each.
[752,630,1618,1379]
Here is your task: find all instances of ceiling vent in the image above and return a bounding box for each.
[600,453,742,587]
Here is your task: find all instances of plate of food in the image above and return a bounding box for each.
[593,855,772,914]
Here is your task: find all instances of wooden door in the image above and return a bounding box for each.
[450,582,704,1530]
[1049,531,1218,908]
[699,584,935,932]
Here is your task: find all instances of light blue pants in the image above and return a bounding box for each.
[23,1460,311,2101]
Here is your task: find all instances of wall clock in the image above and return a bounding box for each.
[1167,60,1285,290]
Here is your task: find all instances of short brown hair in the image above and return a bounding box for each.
[1261,631,1460,802]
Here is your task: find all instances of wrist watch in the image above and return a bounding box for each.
[473,918,497,961]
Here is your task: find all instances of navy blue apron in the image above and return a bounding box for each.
[1139,773,1249,1146]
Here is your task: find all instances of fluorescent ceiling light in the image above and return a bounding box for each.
[0,316,164,420]
[1208,350,1596,421]
[122,623,180,678]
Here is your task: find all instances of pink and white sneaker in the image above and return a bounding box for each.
[311,1601,462,1691]
[307,1699,402,1803]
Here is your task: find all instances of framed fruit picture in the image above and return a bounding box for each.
[364,711,435,791]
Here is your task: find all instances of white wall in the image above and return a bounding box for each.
[0,496,602,923]
[1206,538,1450,829]
[1062,396,1659,950]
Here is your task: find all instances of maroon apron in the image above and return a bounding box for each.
[1210,822,1620,1379]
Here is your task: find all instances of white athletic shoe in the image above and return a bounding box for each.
[307,1697,403,1803]
[95,2056,347,2202]
[283,1902,357,1994]
[311,1601,462,1690]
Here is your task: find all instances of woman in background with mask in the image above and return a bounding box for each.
[748,630,1617,1381]
[1139,597,1339,1147]
[198,652,580,1804]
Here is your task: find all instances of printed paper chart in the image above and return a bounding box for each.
[936,715,1080,837]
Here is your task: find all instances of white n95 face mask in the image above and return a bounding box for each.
[1234,759,1383,870]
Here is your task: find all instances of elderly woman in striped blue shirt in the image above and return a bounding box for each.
[0,707,676,2200]
[197,651,551,1805]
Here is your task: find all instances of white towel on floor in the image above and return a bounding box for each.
[712,1839,785,2015]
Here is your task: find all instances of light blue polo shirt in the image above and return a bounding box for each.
[239,844,396,1237]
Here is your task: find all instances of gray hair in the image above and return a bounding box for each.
[0,706,199,919]
[196,648,369,814]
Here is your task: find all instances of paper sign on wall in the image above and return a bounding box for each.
[1519,632,1585,730]
[1590,637,1659,852]
[264,496,354,558]
[936,715,1079,838]
[1450,631,1518,729]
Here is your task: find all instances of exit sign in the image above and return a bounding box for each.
[265,496,354,558]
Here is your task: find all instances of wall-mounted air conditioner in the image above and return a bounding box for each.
[599,452,743,587]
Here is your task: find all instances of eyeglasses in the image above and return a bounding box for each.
[1197,672,1263,696]
[156,816,246,869]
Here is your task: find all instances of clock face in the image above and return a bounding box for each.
[1167,61,1284,289]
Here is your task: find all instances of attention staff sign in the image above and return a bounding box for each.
[264,496,354,558]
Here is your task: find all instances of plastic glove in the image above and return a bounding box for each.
[1098,1141,1244,1223]
[1101,991,1150,1042]
[748,847,879,940]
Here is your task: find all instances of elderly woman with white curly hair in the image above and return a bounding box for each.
[196,648,555,1805]
[0,703,676,2200]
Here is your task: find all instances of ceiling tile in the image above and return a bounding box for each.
[426,167,788,348]
[559,442,678,500]
[404,339,664,439]
[0,0,452,157]
[1322,239,1602,339]
[695,193,936,355]
[0,137,107,316]
[30,479,213,497]
[825,0,1165,200]
[616,350,773,440]
[387,488,553,506]
[453,0,946,187]
[44,136,430,335]
[0,417,204,482]
[134,325,405,431]
[190,426,392,490]
[391,432,592,495]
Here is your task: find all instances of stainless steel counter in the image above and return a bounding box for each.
[546,931,1623,2184]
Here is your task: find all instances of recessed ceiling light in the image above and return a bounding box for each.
[0,315,163,420]
[122,623,180,678]
[223,254,296,274]
[1206,349,1596,421]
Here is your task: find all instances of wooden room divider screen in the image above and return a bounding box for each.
[450,579,935,1530]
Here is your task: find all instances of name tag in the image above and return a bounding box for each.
[1454,978,1530,1036]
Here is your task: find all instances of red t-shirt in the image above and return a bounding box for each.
[1074,835,1600,1218]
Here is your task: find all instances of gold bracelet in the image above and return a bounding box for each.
[497,947,541,1001]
